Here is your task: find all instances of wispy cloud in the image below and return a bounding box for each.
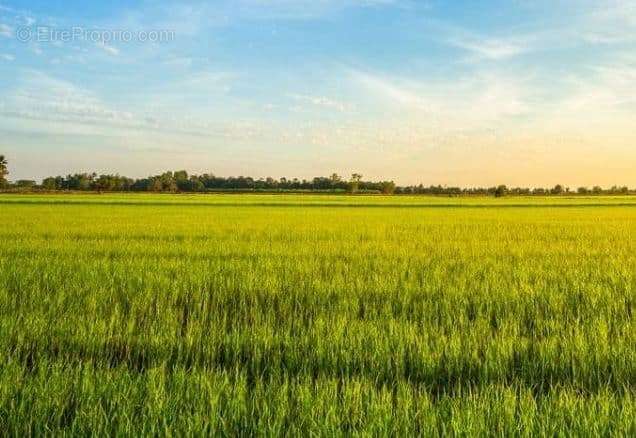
[4,70,134,126]
[96,42,119,56]
[233,0,402,20]
[348,67,532,128]
[1,70,256,141]
[560,59,636,116]
[448,36,528,61]
[0,3,37,28]
[29,44,43,55]
[288,93,352,112]
[1,53,14,61]
[431,1,636,63]
[0,22,12,37]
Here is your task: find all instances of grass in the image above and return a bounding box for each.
[0,194,634,435]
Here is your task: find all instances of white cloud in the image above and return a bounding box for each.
[0,23,12,37]
[560,61,636,115]
[288,93,352,112]
[129,0,404,33]
[2,70,142,129]
[448,36,528,61]
[163,56,193,68]
[576,1,636,45]
[349,67,532,128]
[30,44,43,55]
[0,4,38,30]
[0,70,254,141]
[96,42,120,56]
[1,53,15,61]
[22,15,35,26]
[177,70,235,93]
[430,1,636,63]
[234,0,402,19]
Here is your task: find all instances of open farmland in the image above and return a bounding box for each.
[0,194,635,435]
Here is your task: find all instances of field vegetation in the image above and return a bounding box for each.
[0,194,634,435]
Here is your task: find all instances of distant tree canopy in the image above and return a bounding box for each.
[494,185,508,198]
[0,155,8,188]
[11,173,633,196]
[30,171,400,194]
[349,173,363,194]
[0,157,633,196]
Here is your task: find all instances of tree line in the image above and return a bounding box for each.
[0,156,633,196]
[37,172,398,193]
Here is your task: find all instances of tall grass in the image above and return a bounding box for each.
[0,195,634,435]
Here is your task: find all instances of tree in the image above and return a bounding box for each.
[551,184,564,195]
[609,185,629,195]
[188,176,205,192]
[42,177,58,190]
[14,180,36,189]
[380,181,396,195]
[494,185,508,198]
[0,155,8,187]
[349,173,362,193]
[174,170,189,191]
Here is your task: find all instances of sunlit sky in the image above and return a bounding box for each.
[0,0,635,186]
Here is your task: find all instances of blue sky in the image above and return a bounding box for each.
[0,0,635,186]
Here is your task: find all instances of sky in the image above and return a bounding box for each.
[0,0,635,187]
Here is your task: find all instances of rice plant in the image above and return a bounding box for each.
[0,195,634,435]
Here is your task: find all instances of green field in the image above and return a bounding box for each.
[1,194,635,435]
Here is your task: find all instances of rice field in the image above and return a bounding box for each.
[0,194,635,435]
